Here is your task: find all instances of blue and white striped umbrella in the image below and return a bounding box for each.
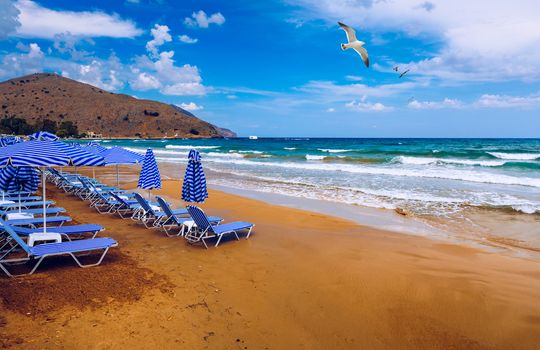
[0,166,40,193]
[0,136,21,147]
[0,166,18,192]
[28,131,59,141]
[182,149,208,203]
[99,147,144,186]
[138,148,161,190]
[0,140,105,167]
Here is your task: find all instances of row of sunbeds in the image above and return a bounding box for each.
[47,168,254,248]
[0,168,254,277]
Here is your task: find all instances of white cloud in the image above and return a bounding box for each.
[408,97,462,109]
[179,34,198,44]
[475,93,540,109]
[345,75,363,81]
[0,0,20,38]
[326,107,335,112]
[346,97,392,112]
[15,0,142,39]
[184,10,225,28]
[288,0,540,81]
[146,24,172,57]
[131,50,206,95]
[162,82,206,96]
[226,95,238,99]
[66,57,124,91]
[0,42,44,77]
[130,72,161,90]
[177,102,203,111]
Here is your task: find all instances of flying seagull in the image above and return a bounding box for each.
[399,69,410,78]
[338,22,369,68]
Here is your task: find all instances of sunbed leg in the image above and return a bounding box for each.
[215,234,223,247]
[70,247,110,268]
[246,227,253,239]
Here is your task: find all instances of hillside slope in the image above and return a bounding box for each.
[0,73,231,138]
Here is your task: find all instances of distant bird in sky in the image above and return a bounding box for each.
[399,69,410,78]
[338,22,369,68]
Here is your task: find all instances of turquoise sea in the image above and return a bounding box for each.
[95,138,540,217]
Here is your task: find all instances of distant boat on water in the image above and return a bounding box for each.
[249,136,258,140]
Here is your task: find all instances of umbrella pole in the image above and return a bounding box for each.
[42,168,47,233]
[18,192,21,213]
[92,167,95,180]
[116,164,119,187]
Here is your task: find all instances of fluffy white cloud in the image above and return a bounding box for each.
[0,0,20,38]
[184,10,225,28]
[64,57,124,91]
[326,107,335,112]
[130,72,161,90]
[475,93,540,109]
[179,34,198,44]
[288,0,540,81]
[346,97,391,112]
[146,24,172,57]
[15,0,142,39]
[408,98,462,109]
[0,42,44,77]
[177,102,204,111]
[131,51,206,95]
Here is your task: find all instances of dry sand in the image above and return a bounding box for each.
[1,175,540,349]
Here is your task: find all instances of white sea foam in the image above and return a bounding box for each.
[318,149,352,153]
[237,150,263,154]
[202,157,540,187]
[395,156,507,167]
[284,147,296,150]
[305,155,326,160]
[487,152,540,160]
[165,145,220,150]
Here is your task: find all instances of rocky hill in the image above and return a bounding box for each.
[0,73,233,138]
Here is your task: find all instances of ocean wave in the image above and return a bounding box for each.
[203,157,540,187]
[305,155,326,160]
[394,156,507,167]
[487,152,540,160]
[318,149,352,153]
[284,147,296,150]
[237,150,263,154]
[165,145,220,150]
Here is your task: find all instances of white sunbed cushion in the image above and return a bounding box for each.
[5,212,34,220]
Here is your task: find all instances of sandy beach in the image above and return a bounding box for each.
[1,167,540,349]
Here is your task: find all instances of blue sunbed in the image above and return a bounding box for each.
[186,206,254,248]
[0,219,117,277]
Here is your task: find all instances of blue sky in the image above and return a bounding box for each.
[0,0,539,137]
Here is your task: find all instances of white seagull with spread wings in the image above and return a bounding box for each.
[338,22,369,68]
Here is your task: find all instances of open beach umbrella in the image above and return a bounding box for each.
[181,149,208,203]
[98,147,144,186]
[138,148,161,198]
[0,137,21,147]
[28,131,59,141]
[0,140,104,232]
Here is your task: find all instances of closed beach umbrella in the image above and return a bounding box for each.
[99,147,144,186]
[138,148,161,198]
[28,131,59,141]
[182,149,208,203]
[0,166,40,212]
[0,140,104,231]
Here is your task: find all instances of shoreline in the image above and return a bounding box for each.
[1,168,540,348]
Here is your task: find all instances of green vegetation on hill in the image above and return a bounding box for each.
[0,117,79,138]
